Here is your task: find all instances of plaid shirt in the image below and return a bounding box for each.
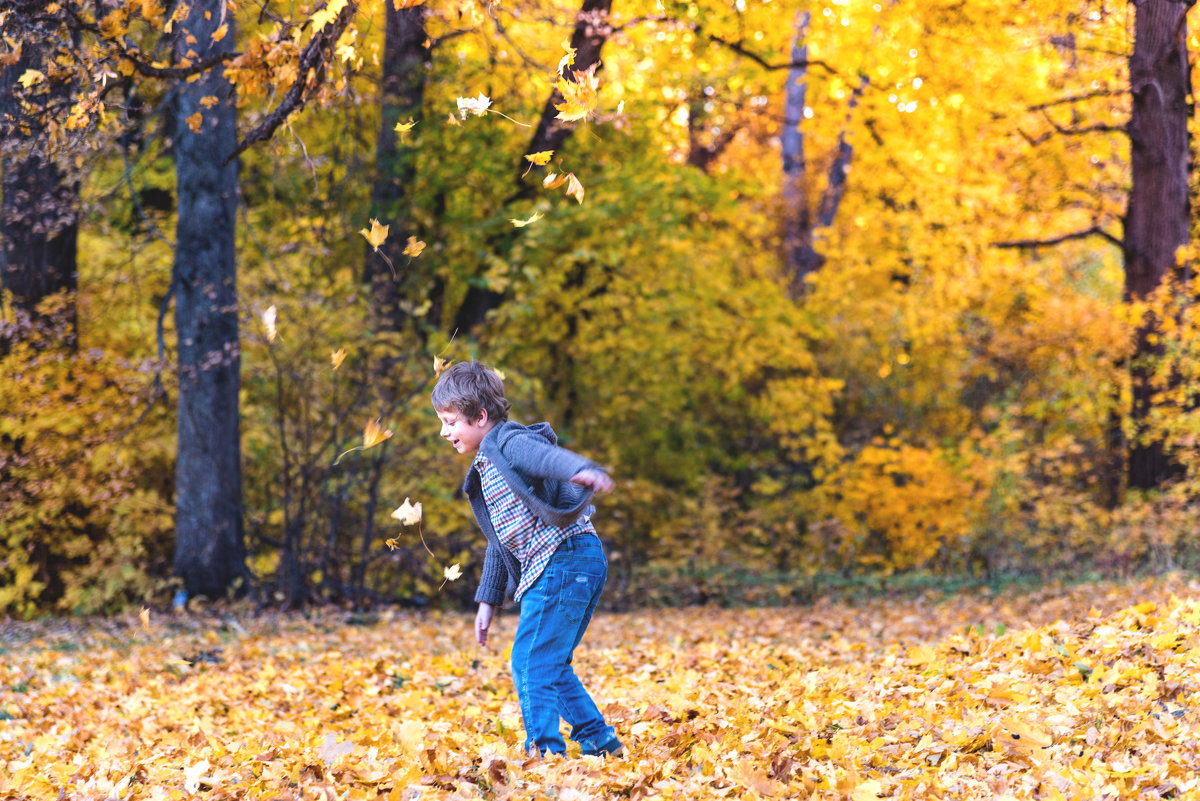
[473,452,595,601]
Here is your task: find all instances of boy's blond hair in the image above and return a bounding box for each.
[431,360,511,423]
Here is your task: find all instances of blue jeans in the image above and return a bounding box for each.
[511,534,620,755]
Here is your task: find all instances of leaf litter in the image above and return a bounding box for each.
[2,575,1199,799]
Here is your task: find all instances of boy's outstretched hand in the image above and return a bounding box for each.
[571,468,614,494]
[475,602,494,646]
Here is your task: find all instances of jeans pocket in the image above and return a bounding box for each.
[560,567,602,622]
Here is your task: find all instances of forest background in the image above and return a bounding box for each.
[4,0,1200,618]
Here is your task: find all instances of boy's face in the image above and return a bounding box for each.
[436,407,493,454]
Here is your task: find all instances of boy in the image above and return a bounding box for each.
[432,360,624,758]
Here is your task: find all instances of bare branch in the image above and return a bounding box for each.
[225,1,358,165]
[1028,89,1128,112]
[992,225,1122,250]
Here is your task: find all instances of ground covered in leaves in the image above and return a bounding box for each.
[3,575,1200,800]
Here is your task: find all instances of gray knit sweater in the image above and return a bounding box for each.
[463,421,599,606]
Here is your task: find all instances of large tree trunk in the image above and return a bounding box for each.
[0,42,79,338]
[1123,0,1191,491]
[171,0,247,599]
[451,0,614,335]
[365,4,428,334]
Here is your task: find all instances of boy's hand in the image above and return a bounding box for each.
[475,602,494,646]
[571,468,614,494]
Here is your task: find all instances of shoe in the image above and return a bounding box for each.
[583,735,624,757]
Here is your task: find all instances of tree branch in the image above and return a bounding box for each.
[991,225,1122,249]
[1028,88,1127,112]
[225,1,358,165]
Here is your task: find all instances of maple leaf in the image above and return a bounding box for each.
[199,95,219,109]
[525,150,554,166]
[543,172,567,190]
[262,305,278,343]
[360,218,388,251]
[185,111,203,133]
[554,64,601,122]
[17,69,45,89]
[363,418,393,449]
[139,607,150,632]
[565,173,585,204]
[385,537,400,550]
[318,734,355,765]
[457,92,491,119]
[434,355,451,375]
[439,562,463,589]
[331,348,347,370]
[557,39,577,75]
[446,113,461,126]
[403,236,426,258]
[391,497,423,526]
[211,23,228,42]
[510,211,544,228]
[394,118,417,142]
[183,760,210,794]
[311,0,348,32]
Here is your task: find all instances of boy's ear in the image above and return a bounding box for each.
[474,407,489,426]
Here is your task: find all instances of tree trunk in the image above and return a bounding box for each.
[365,4,428,334]
[781,11,817,296]
[0,42,79,338]
[451,0,613,335]
[780,12,861,298]
[171,0,247,599]
[1123,0,1191,491]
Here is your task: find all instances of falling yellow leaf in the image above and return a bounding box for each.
[331,348,347,370]
[443,563,462,582]
[446,113,461,126]
[565,173,585,204]
[391,497,423,526]
[262,305,278,343]
[434,355,451,375]
[525,150,554,166]
[557,39,577,75]
[543,172,567,190]
[360,218,389,251]
[510,211,544,228]
[185,111,204,133]
[199,95,219,108]
[385,538,399,550]
[139,607,150,632]
[403,236,426,258]
[456,92,491,119]
[211,23,228,42]
[17,69,45,89]
[394,118,417,141]
[363,418,393,449]
[554,64,601,122]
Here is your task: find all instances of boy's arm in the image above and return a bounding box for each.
[502,432,598,481]
[474,540,508,608]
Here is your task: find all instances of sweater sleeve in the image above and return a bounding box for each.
[474,540,508,607]
[501,432,596,481]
